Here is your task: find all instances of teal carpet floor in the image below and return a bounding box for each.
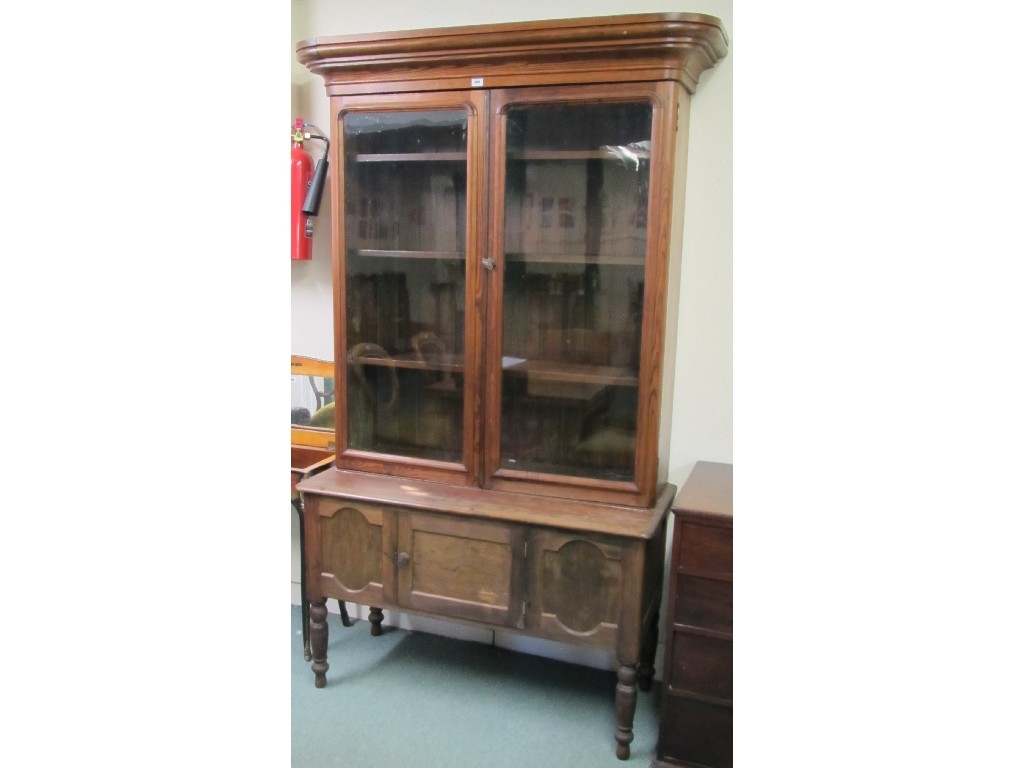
[291,605,661,766]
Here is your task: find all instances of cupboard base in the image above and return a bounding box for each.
[298,470,672,760]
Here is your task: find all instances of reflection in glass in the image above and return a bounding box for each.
[343,110,468,463]
[500,101,652,481]
[292,374,335,429]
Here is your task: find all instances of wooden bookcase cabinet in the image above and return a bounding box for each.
[295,13,728,760]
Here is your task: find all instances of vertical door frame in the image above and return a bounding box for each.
[328,89,489,487]
[481,81,680,508]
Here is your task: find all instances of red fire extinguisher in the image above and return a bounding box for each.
[291,119,329,261]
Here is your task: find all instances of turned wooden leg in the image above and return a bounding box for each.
[638,609,659,692]
[295,498,311,661]
[369,606,384,636]
[339,600,354,628]
[310,598,329,688]
[615,664,638,760]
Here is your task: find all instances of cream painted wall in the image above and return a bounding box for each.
[290,0,732,670]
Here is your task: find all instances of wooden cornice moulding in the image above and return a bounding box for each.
[297,12,729,95]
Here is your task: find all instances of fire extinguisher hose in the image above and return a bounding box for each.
[301,126,330,217]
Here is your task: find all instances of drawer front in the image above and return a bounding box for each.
[658,695,732,768]
[669,631,732,701]
[674,575,732,635]
[677,519,732,576]
[317,500,385,606]
[397,512,525,627]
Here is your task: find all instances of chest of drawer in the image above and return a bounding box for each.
[655,462,733,768]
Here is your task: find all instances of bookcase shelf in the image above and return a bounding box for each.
[352,151,468,162]
[508,148,650,162]
[505,252,644,267]
[352,249,465,260]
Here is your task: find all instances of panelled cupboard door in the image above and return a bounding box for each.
[524,529,624,648]
[332,90,488,487]
[395,511,527,628]
[316,500,386,607]
[484,83,681,507]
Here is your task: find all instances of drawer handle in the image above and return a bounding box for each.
[396,551,411,568]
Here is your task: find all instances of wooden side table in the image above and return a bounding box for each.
[653,461,733,767]
[291,446,350,660]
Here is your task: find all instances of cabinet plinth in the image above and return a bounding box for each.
[296,12,728,760]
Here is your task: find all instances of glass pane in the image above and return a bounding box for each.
[343,110,467,462]
[500,101,652,481]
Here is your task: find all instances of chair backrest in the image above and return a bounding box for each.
[291,355,335,449]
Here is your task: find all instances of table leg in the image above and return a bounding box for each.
[310,598,329,688]
[369,606,383,636]
[339,600,354,627]
[614,664,637,760]
[638,609,659,692]
[293,497,311,661]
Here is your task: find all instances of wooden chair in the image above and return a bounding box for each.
[291,356,353,660]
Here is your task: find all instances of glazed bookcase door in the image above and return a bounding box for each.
[485,83,677,505]
[334,91,486,485]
